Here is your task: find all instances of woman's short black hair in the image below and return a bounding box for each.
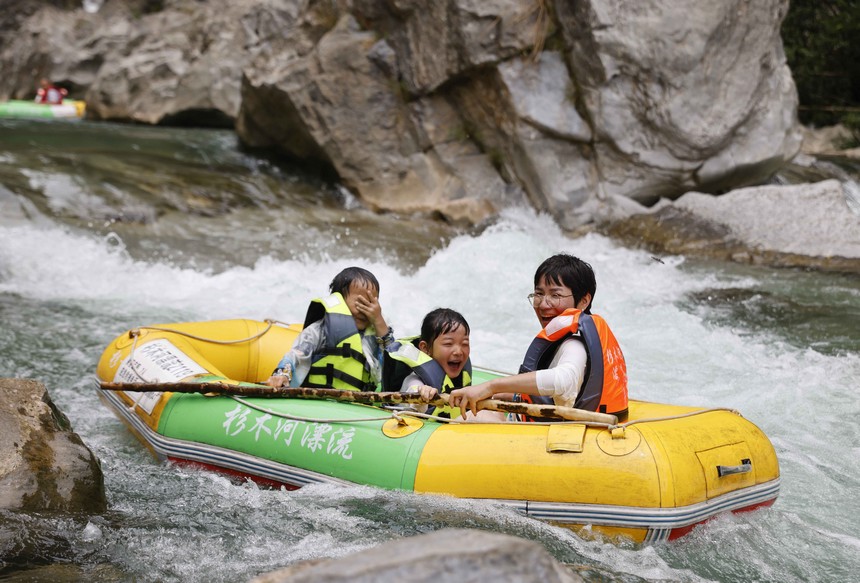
[420,308,470,345]
[533,254,596,313]
[329,267,380,297]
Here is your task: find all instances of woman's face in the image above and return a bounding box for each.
[531,276,590,328]
[420,324,470,379]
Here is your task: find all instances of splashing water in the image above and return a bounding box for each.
[1,120,858,582]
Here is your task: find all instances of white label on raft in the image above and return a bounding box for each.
[113,339,207,414]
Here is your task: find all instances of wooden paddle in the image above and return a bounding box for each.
[99,381,618,424]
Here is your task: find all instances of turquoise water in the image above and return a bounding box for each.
[1,119,858,582]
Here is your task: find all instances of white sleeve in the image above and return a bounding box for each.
[399,372,423,393]
[534,337,587,407]
[361,331,383,384]
[399,372,428,413]
[282,321,324,386]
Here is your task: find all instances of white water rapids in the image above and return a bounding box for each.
[0,120,858,582]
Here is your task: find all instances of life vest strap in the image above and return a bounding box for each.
[305,363,376,392]
[608,408,628,423]
[318,343,367,365]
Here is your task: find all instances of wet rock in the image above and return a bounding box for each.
[352,0,539,95]
[0,378,106,514]
[250,528,583,583]
[239,14,522,224]
[1,0,802,227]
[800,125,860,159]
[605,180,860,273]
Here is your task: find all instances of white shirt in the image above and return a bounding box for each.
[399,372,429,413]
[534,336,587,408]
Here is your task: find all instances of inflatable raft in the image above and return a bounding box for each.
[95,319,780,543]
[0,99,85,120]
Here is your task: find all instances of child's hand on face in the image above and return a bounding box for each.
[355,292,380,320]
[354,291,388,335]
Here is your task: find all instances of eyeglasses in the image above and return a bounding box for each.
[527,292,573,307]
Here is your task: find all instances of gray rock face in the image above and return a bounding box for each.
[557,0,801,202]
[249,527,583,583]
[0,0,802,226]
[675,180,860,259]
[605,180,860,273]
[0,378,106,514]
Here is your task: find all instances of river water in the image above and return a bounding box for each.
[1,119,858,582]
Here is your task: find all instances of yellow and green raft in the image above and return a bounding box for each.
[0,99,85,119]
[95,319,780,544]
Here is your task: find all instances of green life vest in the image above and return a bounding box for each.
[303,292,376,391]
[383,337,472,418]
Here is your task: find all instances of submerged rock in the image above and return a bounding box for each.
[250,528,583,583]
[0,378,106,514]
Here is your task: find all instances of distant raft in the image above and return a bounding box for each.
[95,319,780,544]
[0,99,85,120]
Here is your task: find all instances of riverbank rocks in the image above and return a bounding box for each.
[0,0,801,227]
[0,378,106,514]
[800,125,860,160]
[604,180,860,273]
[250,528,583,583]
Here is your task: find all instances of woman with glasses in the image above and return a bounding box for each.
[448,254,628,422]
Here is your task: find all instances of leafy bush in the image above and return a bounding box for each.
[782,0,860,133]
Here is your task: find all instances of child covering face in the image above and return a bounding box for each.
[265,267,393,390]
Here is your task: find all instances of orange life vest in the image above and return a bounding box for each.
[517,308,628,420]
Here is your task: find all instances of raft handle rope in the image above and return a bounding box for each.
[230,396,620,427]
[229,397,738,429]
[124,319,292,383]
[118,322,741,428]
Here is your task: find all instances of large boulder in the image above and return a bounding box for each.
[238,13,524,223]
[1,0,803,226]
[250,527,583,583]
[0,0,303,126]
[604,180,860,273]
[555,0,801,203]
[0,378,106,514]
[83,0,304,125]
[238,0,802,225]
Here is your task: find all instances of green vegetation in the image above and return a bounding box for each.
[782,0,860,143]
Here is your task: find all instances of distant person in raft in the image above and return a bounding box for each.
[448,253,629,422]
[264,267,395,391]
[35,78,66,105]
[382,307,476,418]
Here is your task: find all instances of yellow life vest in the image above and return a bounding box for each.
[303,292,376,391]
[383,337,472,418]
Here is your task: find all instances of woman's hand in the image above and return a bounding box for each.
[448,383,495,418]
[417,385,438,402]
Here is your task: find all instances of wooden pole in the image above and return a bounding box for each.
[99,381,618,425]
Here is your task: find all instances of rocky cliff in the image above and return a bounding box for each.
[1,0,802,227]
